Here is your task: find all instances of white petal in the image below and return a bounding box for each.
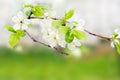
[17,11,25,20]
[114,29,119,33]
[23,7,31,13]
[13,23,21,30]
[44,12,49,16]
[22,24,28,30]
[58,41,66,48]
[49,43,56,48]
[73,40,81,46]
[111,42,115,48]
[68,44,76,50]
[12,16,20,23]
[24,19,30,25]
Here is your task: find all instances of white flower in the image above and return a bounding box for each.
[67,39,81,50]
[57,34,66,48]
[111,41,115,48]
[76,19,85,31]
[45,10,56,17]
[12,11,30,30]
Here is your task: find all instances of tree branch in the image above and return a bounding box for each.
[24,30,68,55]
[84,29,112,41]
[26,14,120,55]
[29,16,114,41]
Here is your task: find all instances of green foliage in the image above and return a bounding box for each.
[8,34,20,47]
[24,4,33,8]
[72,29,87,40]
[8,30,25,47]
[65,29,87,43]
[63,9,74,20]
[52,20,64,28]
[16,30,25,37]
[32,5,44,17]
[65,31,74,43]
[4,25,16,33]
[115,41,120,54]
[58,26,70,34]
[112,32,119,40]
[111,31,120,55]
[40,4,52,10]
[25,9,32,16]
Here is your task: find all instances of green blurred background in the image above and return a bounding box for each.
[0,42,120,80]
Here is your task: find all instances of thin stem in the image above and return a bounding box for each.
[29,16,114,41]
[26,13,120,55]
[24,30,68,55]
[84,29,112,41]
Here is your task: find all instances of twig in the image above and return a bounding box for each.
[24,30,68,55]
[29,16,114,41]
[84,29,112,41]
[84,29,120,41]
[26,13,120,55]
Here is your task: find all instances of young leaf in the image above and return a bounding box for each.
[65,31,74,43]
[112,32,119,40]
[40,4,52,10]
[32,5,44,17]
[58,26,70,34]
[24,8,32,16]
[63,9,74,20]
[16,30,25,37]
[72,29,87,40]
[4,25,16,33]
[115,41,120,55]
[52,20,64,28]
[8,34,20,47]
[24,4,33,8]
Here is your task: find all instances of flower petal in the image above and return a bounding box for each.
[13,23,21,30]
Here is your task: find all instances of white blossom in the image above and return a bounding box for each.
[57,34,66,48]
[12,11,30,30]
[45,10,56,17]
[67,39,81,50]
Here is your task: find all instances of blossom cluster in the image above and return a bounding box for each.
[5,3,87,54]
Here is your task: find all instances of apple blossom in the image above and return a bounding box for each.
[12,11,30,30]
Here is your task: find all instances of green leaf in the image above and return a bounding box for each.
[112,32,119,40]
[32,5,44,17]
[52,20,64,28]
[40,4,52,10]
[24,9,32,16]
[58,26,70,34]
[72,30,87,40]
[8,34,20,47]
[115,41,120,54]
[24,4,33,8]
[16,30,25,37]
[65,31,74,43]
[8,30,25,47]
[63,9,74,20]
[4,25,16,33]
